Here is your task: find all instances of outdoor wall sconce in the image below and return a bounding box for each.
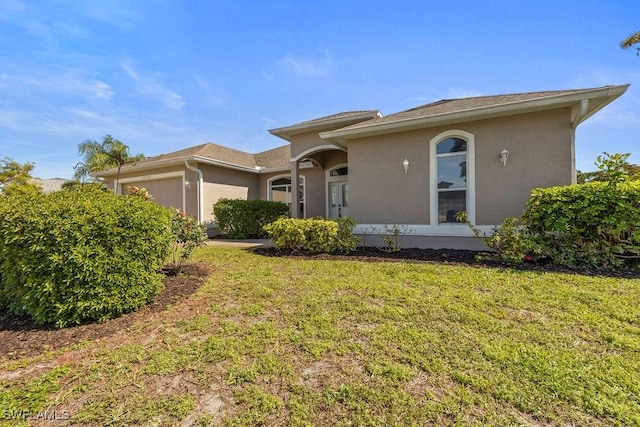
[403,158,410,173]
[500,149,509,166]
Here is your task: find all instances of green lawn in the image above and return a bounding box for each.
[2,247,640,426]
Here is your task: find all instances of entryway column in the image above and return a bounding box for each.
[290,160,300,218]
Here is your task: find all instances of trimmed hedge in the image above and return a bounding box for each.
[264,217,360,254]
[213,199,288,239]
[0,187,174,327]
[522,181,640,267]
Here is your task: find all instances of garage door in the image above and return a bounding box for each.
[121,178,183,211]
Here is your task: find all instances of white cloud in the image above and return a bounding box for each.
[0,108,32,131]
[121,63,139,80]
[121,62,186,110]
[275,51,333,78]
[444,88,484,99]
[86,2,138,30]
[194,77,225,106]
[0,0,26,13]
[1,70,114,101]
[89,80,115,99]
[53,20,91,40]
[69,108,112,121]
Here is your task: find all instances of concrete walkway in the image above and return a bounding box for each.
[205,239,272,248]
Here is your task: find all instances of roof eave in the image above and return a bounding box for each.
[95,155,262,177]
[320,84,630,142]
[94,157,186,177]
[192,156,261,173]
[572,88,628,128]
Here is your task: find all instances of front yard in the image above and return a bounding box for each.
[2,247,640,426]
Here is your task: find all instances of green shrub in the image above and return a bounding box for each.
[371,224,413,253]
[127,186,207,274]
[213,199,288,239]
[484,217,541,263]
[0,187,173,327]
[167,209,208,274]
[523,181,640,267]
[264,217,360,254]
[456,212,540,263]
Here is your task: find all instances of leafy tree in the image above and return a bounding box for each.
[75,135,144,193]
[0,156,34,187]
[0,157,41,195]
[577,152,640,184]
[621,31,640,55]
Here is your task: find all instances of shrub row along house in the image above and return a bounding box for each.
[97,85,628,249]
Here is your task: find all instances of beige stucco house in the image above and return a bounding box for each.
[98,85,628,249]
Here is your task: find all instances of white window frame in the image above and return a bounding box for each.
[429,130,475,229]
[267,174,306,218]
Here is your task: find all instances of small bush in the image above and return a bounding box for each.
[167,209,208,274]
[0,187,173,327]
[264,217,360,254]
[371,224,412,253]
[485,217,541,263]
[523,181,640,267]
[213,199,289,239]
[456,212,540,263]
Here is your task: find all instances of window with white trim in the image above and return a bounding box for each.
[430,130,475,226]
[269,176,305,217]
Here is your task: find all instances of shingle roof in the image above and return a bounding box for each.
[337,89,597,132]
[121,142,290,173]
[33,178,69,193]
[254,145,291,169]
[135,142,258,169]
[268,110,382,141]
[290,111,381,127]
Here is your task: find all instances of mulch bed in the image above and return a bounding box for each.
[254,246,640,279]
[0,262,211,360]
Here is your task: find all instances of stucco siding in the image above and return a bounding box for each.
[199,163,259,221]
[302,167,325,217]
[290,130,346,160]
[348,132,429,224]
[348,108,573,226]
[203,182,250,222]
[473,108,572,224]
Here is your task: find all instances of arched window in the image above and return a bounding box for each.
[430,130,475,225]
[268,175,305,217]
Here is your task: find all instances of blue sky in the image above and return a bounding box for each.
[1,0,639,179]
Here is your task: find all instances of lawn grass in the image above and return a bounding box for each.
[2,247,640,425]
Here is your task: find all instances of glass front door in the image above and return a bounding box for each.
[329,181,348,218]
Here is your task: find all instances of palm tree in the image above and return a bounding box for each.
[621,31,640,54]
[75,135,145,194]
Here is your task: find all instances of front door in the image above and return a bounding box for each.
[329,181,348,218]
